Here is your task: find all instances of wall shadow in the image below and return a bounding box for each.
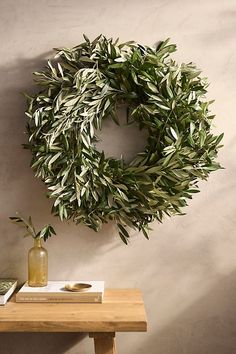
[138,271,236,354]
[0,333,87,354]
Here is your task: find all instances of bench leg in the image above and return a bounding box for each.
[89,332,117,354]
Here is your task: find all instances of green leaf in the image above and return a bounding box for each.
[170,127,178,140]
[109,63,124,69]
[83,34,90,43]
[142,228,149,240]
[199,130,207,147]
[215,133,224,146]
[147,82,158,93]
[117,223,130,239]
[108,194,113,207]
[58,63,64,78]
[49,225,56,235]
[9,216,22,222]
[64,97,79,107]
[48,152,62,166]
[118,231,128,245]
[154,101,170,111]
[146,166,162,174]
[40,225,49,238]
[190,122,195,136]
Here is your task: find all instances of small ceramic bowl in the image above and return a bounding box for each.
[64,283,92,292]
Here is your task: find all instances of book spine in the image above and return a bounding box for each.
[16,295,102,303]
[0,282,17,305]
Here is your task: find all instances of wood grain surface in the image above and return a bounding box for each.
[0,288,147,333]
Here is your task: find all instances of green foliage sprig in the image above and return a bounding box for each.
[9,215,56,242]
[24,35,223,243]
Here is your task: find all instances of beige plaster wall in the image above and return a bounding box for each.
[0,0,235,353]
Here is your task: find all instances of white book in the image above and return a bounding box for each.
[0,279,17,305]
[16,280,105,303]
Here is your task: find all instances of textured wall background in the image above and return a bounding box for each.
[0,0,235,353]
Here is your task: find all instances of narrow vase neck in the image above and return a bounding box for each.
[34,238,42,247]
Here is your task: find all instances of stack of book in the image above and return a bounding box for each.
[0,279,17,305]
[16,280,105,303]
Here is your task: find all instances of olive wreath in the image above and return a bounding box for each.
[25,35,223,243]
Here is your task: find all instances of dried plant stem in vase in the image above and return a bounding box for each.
[9,214,56,287]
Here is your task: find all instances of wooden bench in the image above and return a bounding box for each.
[0,288,147,354]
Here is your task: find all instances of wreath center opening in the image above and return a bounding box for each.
[95,104,148,164]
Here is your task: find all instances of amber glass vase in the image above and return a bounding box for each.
[28,238,48,287]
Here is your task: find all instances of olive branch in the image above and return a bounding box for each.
[9,214,56,242]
